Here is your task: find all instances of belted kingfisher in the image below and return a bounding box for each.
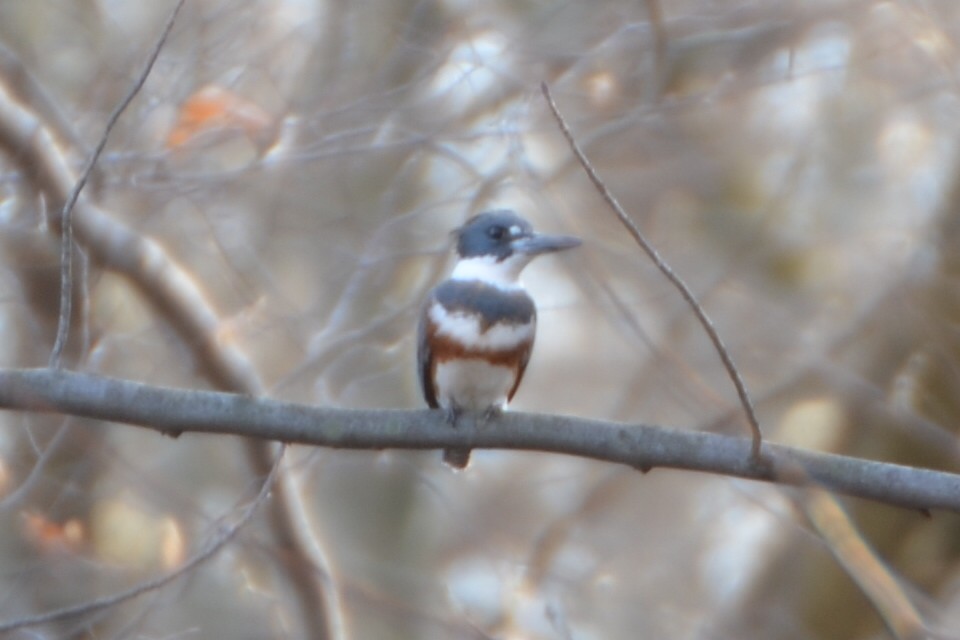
[417,210,581,468]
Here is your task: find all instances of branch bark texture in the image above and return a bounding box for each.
[1,368,957,513]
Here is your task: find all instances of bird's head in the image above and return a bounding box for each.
[451,210,581,285]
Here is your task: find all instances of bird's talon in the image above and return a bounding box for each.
[481,405,502,424]
[445,405,461,425]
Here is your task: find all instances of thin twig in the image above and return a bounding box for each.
[48,0,185,368]
[642,0,668,99]
[0,368,958,514]
[0,421,71,510]
[0,442,283,632]
[540,81,765,461]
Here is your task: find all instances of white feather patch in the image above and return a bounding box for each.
[450,255,532,289]
[429,301,535,351]
[434,359,514,410]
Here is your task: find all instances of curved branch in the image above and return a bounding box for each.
[49,0,184,369]
[1,368,957,513]
[0,55,337,639]
[541,82,764,459]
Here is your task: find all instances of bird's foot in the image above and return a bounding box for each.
[480,404,503,424]
[444,404,462,425]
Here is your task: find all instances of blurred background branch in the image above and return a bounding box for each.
[0,6,336,638]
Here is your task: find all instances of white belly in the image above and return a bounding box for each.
[434,359,515,411]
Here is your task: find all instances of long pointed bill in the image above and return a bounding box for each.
[512,233,582,256]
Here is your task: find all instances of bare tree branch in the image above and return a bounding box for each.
[0,368,957,514]
[0,37,337,640]
[800,488,927,639]
[0,68,261,395]
[541,82,765,460]
[48,0,185,369]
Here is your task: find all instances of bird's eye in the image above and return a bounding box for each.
[487,225,506,240]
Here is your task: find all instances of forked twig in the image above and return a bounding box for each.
[49,0,185,368]
[541,82,764,461]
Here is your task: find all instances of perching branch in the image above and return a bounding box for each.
[1,367,958,514]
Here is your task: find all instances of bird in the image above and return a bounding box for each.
[417,210,581,468]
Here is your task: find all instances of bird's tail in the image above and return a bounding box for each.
[443,448,471,469]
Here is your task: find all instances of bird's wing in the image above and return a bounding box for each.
[506,311,536,402]
[417,295,439,408]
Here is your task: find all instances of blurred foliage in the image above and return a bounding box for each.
[0,0,959,638]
